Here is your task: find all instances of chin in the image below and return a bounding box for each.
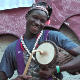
[31,31,40,35]
[32,32,38,35]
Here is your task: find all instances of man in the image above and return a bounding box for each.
[0,2,80,80]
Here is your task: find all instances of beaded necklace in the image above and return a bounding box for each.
[20,30,43,60]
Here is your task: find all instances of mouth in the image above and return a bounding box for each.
[30,25,40,34]
[32,25,40,30]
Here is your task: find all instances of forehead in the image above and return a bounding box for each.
[28,10,48,19]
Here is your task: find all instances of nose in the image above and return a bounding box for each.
[35,20,44,27]
[35,19,40,26]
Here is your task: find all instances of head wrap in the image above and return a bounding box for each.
[27,2,52,20]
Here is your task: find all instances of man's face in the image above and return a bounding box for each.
[26,10,48,34]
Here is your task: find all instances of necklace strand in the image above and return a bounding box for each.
[20,30,43,60]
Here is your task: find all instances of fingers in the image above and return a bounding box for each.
[22,75,32,79]
[39,70,50,78]
[20,75,32,79]
[12,75,32,80]
[39,72,49,78]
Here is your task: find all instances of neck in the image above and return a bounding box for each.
[24,31,37,40]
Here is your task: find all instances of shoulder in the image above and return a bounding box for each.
[4,39,19,55]
[48,30,59,34]
[48,30,61,35]
[47,30,79,50]
[48,30,64,38]
[0,40,19,78]
[7,40,18,50]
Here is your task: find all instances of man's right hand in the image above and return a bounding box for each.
[12,75,32,80]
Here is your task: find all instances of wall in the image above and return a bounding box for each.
[0,34,18,79]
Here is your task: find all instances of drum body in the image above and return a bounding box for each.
[36,40,73,68]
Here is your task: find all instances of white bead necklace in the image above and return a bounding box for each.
[20,30,43,60]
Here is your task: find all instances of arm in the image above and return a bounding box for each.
[67,46,80,56]
[55,32,80,73]
[0,45,16,79]
[39,47,80,79]
[0,71,8,80]
[45,31,80,75]
[60,46,80,73]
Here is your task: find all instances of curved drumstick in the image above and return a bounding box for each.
[23,50,43,76]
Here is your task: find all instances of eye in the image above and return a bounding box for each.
[33,15,38,20]
[40,19,46,23]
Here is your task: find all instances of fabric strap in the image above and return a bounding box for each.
[16,39,25,75]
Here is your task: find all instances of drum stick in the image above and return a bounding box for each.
[23,52,33,75]
[23,50,43,75]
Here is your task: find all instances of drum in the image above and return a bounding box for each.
[23,40,73,76]
[36,40,58,65]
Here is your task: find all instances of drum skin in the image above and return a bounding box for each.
[36,41,58,66]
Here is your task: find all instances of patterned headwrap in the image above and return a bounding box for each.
[27,2,52,20]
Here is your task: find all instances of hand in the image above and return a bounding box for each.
[39,68,63,79]
[39,68,54,79]
[12,75,32,80]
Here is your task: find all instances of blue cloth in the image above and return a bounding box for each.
[47,31,78,50]
[0,30,78,78]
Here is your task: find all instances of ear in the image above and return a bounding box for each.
[45,20,50,25]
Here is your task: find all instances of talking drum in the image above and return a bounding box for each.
[36,41,58,66]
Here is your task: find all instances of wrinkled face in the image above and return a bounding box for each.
[26,10,48,34]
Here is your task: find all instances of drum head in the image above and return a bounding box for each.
[36,41,57,65]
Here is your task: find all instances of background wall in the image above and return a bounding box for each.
[0,35,18,79]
